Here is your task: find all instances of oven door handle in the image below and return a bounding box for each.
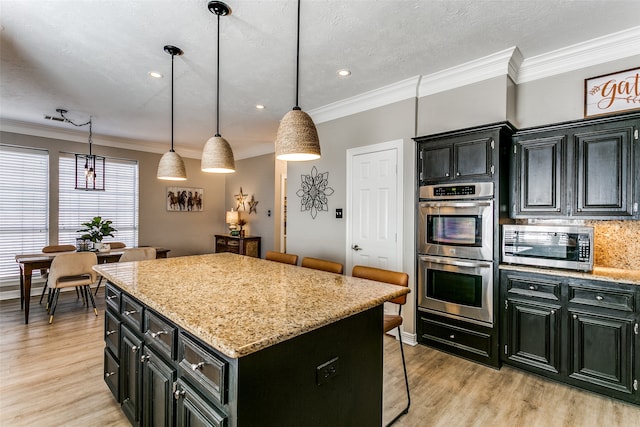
[419,256,492,269]
[420,201,492,208]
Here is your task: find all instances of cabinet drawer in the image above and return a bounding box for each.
[144,310,177,361]
[178,333,227,406]
[105,309,121,357]
[419,317,491,358]
[104,348,120,402]
[121,294,144,333]
[105,283,121,312]
[569,286,635,312]
[506,276,561,301]
[176,378,227,427]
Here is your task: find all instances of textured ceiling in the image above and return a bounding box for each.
[1,0,639,159]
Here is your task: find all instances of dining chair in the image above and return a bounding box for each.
[265,250,298,265]
[104,241,126,249]
[39,244,77,304]
[301,257,344,274]
[352,265,410,426]
[46,252,98,324]
[94,247,156,295]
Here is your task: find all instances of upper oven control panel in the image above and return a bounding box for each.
[420,182,494,200]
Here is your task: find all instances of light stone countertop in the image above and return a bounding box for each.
[500,263,640,286]
[94,253,410,359]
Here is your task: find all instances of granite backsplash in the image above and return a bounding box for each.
[586,220,640,270]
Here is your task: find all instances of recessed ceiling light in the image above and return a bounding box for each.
[256,104,265,110]
[337,69,351,77]
[149,71,163,78]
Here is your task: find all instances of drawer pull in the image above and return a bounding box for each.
[550,310,555,315]
[131,345,139,353]
[174,389,186,400]
[106,295,117,300]
[573,314,578,319]
[191,361,206,371]
[140,354,150,363]
[449,334,455,340]
[105,371,116,378]
[106,330,116,336]
[529,285,536,290]
[123,310,137,316]
[595,295,604,301]
[147,330,167,339]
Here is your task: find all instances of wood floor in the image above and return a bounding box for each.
[1,294,638,426]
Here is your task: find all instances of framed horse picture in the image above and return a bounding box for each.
[167,187,204,212]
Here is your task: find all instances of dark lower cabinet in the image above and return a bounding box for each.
[175,379,226,427]
[500,269,640,405]
[121,324,143,426]
[142,347,176,427]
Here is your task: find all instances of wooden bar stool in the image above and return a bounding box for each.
[265,251,298,265]
[301,257,343,274]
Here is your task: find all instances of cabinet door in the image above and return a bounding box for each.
[121,325,143,427]
[512,135,566,216]
[574,125,635,217]
[505,299,561,374]
[568,310,635,396]
[419,144,451,182]
[175,379,227,427]
[142,348,176,427]
[453,137,493,180]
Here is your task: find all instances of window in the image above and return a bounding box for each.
[0,145,49,280]
[58,153,138,247]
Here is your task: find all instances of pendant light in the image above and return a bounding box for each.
[57,109,106,191]
[157,45,188,181]
[201,1,235,173]
[274,0,321,161]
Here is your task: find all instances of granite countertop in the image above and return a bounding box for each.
[499,263,640,286]
[94,253,409,359]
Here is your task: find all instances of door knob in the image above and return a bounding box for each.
[352,245,362,251]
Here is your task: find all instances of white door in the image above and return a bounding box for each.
[346,141,403,273]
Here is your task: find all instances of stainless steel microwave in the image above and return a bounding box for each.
[502,224,593,271]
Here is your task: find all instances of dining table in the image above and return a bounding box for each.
[15,247,170,324]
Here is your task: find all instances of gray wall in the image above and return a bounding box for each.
[1,131,227,258]
[224,153,276,258]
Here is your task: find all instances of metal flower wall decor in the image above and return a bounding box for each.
[296,166,334,219]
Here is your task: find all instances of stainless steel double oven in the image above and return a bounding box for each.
[417,182,494,326]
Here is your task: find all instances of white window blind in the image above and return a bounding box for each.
[0,145,49,280]
[58,153,139,247]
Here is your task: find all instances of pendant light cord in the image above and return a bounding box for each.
[216,12,221,137]
[58,109,94,155]
[171,51,175,152]
[294,0,301,110]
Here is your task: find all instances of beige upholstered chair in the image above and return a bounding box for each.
[46,252,98,324]
[104,241,126,249]
[352,265,410,426]
[265,250,298,265]
[94,247,156,295]
[301,257,344,274]
[39,244,77,304]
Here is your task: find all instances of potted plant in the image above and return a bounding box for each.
[77,216,117,250]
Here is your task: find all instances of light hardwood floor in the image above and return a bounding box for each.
[1,294,638,426]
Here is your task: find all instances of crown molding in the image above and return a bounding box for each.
[0,118,203,159]
[308,76,421,124]
[517,26,640,83]
[419,46,519,98]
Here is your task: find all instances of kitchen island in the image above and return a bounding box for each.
[94,253,410,427]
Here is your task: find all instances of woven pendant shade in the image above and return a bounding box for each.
[157,150,187,180]
[275,109,321,161]
[201,135,235,173]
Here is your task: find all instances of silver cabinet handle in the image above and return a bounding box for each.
[550,310,556,315]
[529,285,536,290]
[573,314,578,319]
[456,172,460,176]
[106,295,117,300]
[131,345,139,353]
[596,295,604,301]
[174,389,185,400]
[449,334,455,339]
[105,372,116,378]
[445,173,450,177]
[106,330,116,336]
[147,330,167,339]
[191,361,205,371]
[140,354,150,363]
[123,310,137,316]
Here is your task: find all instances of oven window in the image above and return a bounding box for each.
[426,269,482,307]
[428,215,482,246]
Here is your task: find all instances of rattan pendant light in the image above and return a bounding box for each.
[157,45,187,181]
[201,1,235,173]
[274,0,321,161]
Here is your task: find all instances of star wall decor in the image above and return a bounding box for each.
[248,195,259,214]
[234,187,248,211]
[296,166,334,219]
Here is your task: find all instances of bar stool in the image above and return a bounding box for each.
[352,265,410,426]
[265,251,298,265]
[301,257,344,274]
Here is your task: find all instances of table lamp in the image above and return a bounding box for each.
[226,209,240,235]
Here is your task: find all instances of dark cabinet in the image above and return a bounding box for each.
[121,324,143,426]
[214,234,261,258]
[175,379,227,427]
[417,130,499,184]
[511,113,639,219]
[142,347,176,427]
[500,269,640,405]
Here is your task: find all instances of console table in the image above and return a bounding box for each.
[214,234,261,258]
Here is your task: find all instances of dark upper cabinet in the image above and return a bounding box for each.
[416,123,514,185]
[511,112,639,219]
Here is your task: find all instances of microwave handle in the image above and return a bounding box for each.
[420,201,492,208]
[419,256,492,269]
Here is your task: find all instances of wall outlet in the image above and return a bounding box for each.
[335,209,343,219]
[316,356,339,386]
